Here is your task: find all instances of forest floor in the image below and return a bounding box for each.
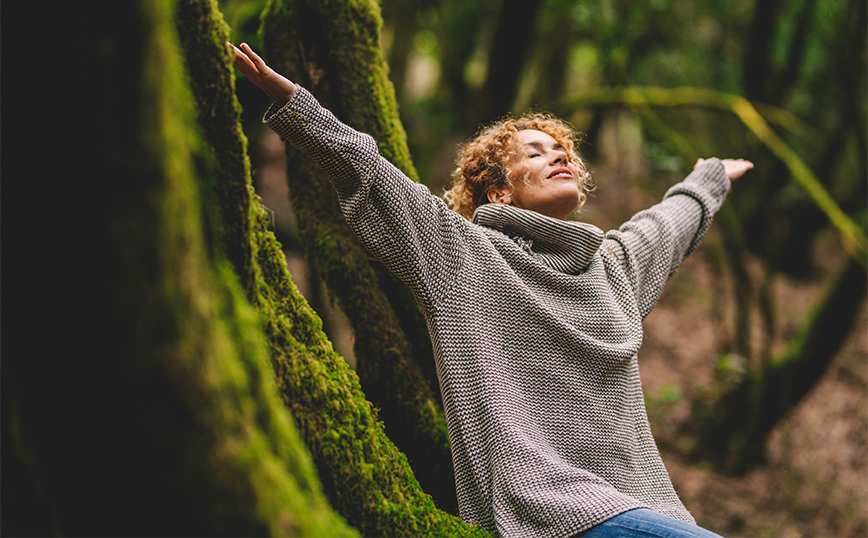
[255,130,868,538]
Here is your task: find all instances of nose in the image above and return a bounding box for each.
[549,150,567,165]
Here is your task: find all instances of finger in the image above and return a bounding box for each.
[240,43,270,74]
[231,45,259,76]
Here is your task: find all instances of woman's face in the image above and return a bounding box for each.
[490,129,582,220]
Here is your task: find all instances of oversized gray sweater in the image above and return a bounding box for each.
[265,87,730,538]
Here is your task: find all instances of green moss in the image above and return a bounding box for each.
[176,0,259,297]
[193,263,358,537]
[149,2,359,535]
[175,1,363,534]
[262,0,459,513]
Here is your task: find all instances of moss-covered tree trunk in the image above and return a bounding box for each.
[260,0,458,513]
[2,1,353,535]
[175,0,486,535]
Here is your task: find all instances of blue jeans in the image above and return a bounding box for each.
[577,508,724,538]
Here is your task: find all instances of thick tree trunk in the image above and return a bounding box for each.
[261,0,459,514]
[176,0,485,534]
[2,1,354,535]
[176,0,259,298]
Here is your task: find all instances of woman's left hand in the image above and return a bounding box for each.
[696,158,754,182]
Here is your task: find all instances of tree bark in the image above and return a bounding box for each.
[261,0,459,514]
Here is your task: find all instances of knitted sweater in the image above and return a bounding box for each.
[265,87,730,538]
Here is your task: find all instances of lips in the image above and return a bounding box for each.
[547,167,573,179]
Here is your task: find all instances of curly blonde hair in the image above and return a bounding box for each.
[444,112,593,220]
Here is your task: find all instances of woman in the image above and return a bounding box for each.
[233,42,752,538]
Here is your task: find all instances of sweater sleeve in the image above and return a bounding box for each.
[603,158,730,318]
[262,87,465,311]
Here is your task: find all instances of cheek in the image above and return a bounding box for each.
[508,161,530,183]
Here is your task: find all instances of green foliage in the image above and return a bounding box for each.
[713,354,749,389]
[220,0,268,45]
[556,85,866,265]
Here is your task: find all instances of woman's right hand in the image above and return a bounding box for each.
[231,42,297,105]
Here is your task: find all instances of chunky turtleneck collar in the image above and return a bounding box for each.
[472,203,604,274]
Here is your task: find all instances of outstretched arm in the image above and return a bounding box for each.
[231,44,466,311]
[231,42,297,105]
[604,158,739,318]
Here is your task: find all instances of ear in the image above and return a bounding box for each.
[487,187,513,205]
